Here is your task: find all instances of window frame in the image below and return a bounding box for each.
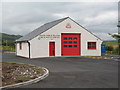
[64,41,67,43]
[68,37,72,40]
[74,45,77,47]
[74,41,77,43]
[73,37,77,40]
[64,37,67,40]
[69,41,72,43]
[64,45,68,47]
[19,42,22,50]
[88,42,96,50]
[69,45,72,47]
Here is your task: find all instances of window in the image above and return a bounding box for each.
[64,37,67,40]
[68,37,72,40]
[74,41,77,43]
[74,45,77,47]
[19,42,22,50]
[64,45,67,47]
[69,41,72,43]
[73,37,77,40]
[88,42,96,49]
[64,41,67,43]
[69,45,72,47]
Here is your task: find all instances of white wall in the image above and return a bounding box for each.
[16,42,29,58]
[29,18,102,58]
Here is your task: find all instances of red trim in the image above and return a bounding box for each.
[66,26,71,28]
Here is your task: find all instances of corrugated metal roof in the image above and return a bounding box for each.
[16,17,69,42]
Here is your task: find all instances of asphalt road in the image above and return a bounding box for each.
[2,53,118,88]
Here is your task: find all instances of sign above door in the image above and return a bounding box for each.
[65,23,71,28]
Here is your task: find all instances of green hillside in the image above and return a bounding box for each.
[0,33,22,52]
[0,33,22,42]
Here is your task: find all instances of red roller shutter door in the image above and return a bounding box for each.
[61,33,80,56]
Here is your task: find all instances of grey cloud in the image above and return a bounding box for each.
[2,2,118,40]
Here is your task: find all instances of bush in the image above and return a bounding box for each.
[106,46,113,51]
[113,47,119,55]
[106,46,119,55]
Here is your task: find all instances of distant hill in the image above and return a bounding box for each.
[0,33,22,42]
[103,40,118,42]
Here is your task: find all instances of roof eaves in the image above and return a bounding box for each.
[15,40,28,43]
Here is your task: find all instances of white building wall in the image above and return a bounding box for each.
[16,42,29,58]
[29,18,102,58]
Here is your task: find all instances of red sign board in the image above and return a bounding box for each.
[66,23,71,28]
[38,35,60,39]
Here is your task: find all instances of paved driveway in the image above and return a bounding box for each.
[2,53,118,88]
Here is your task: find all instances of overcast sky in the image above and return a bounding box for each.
[2,2,118,40]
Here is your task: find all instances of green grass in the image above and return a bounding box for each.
[0,46,15,52]
[16,77,30,83]
[2,62,16,64]
[102,41,118,48]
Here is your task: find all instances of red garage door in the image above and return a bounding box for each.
[61,33,80,56]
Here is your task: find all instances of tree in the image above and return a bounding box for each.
[108,34,120,39]
[106,46,113,51]
[108,33,120,55]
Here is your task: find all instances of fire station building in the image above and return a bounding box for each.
[16,17,103,59]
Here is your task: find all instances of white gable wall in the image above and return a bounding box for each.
[29,18,102,58]
[16,42,29,58]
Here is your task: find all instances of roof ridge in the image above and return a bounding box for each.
[44,17,69,25]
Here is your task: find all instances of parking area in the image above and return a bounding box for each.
[2,53,118,88]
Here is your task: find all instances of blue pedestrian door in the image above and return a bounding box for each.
[101,44,106,54]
